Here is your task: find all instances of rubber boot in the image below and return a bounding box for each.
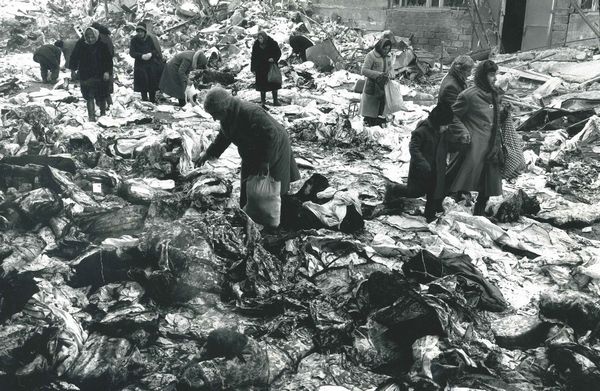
[178,98,186,107]
[260,91,267,107]
[86,100,96,122]
[98,99,106,117]
[141,91,149,101]
[149,90,157,103]
[473,196,489,216]
[272,90,280,106]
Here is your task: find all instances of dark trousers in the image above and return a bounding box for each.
[141,90,157,103]
[40,64,59,83]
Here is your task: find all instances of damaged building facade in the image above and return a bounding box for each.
[314,0,600,56]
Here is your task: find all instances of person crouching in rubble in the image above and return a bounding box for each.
[159,50,207,107]
[129,22,163,103]
[445,60,504,216]
[69,27,113,122]
[251,31,282,107]
[385,104,454,222]
[195,87,300,209]
[33,41,62,84]
[288,32,313,62]
[360,38,394,127]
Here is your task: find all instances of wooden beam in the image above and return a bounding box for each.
[547,0,557,48]
[571,0,600,46]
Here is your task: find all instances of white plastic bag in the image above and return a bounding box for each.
[384,80,406,114]
[243,174,281,227]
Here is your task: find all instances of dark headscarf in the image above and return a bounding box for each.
[256,31,269,47]
[374,38,392,57]
[474,60,499,93]
[429,103,454,127]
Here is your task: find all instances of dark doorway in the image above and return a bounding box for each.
[501,0,526,53]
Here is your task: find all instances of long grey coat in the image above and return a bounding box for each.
[447,85,503,196]
[360,49,394,118]
[159,51,207,99]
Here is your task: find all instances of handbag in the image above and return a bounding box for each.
[267,63,282,85]
[500,108,526,179]
[243,172,281,227]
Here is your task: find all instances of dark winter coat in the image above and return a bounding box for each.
[159,51,207,99]
[438,68,467,113]
[92,23,115,94]
[251,34,282,92]
[129,34,163,92]
[407,119,443,197]
[446,69,503,197]
[205,98,300,207]
[289,35,313,61]
[33,44,62,70]
[69,38,112,82]
[60,39,78,69]
[360,39,394,118]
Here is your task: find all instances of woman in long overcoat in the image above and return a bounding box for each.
[69,27,113,121]
[360,38,394,126]
[91,22,115,107]
[129,22,163,103]
[159,50,207,106]
[196,87,300,208]
[251,31,282,106]
[446,60,504,215]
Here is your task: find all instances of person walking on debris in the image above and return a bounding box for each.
[33,42,62,84]
[445,60,504,215]
[195,87,300,209]
[385,104,454,222]
[129,22,163,103]
[91,22,115,108]
[288,32,313,62]
[69,27,113,122]
[360,38,394,127]
[159,50,207,106]
[251,31,282,107]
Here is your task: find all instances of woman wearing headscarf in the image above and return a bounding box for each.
[446,60,504,215]
[251,31,282,107]
[360,38,394,127]
[129,22,163,103]
[159,50,207,106]
[69,27,113,121]
[195,87,300,208]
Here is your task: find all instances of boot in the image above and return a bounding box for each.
[178,98,186,107]
[272,90,280,106]
[98,100,107,117]
[86,100,96,122]
[260,91,267,107]
[141,91,149,101]
[473,196,489,216]
[149,90,157,103]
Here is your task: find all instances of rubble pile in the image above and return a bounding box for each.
[2,0,600,390]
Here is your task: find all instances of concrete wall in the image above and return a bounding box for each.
[385,8,473,55]
[311,0,388,31]
[566,11,600,46]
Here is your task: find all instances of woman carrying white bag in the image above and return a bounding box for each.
[360,38,396,127]
[196,87,300,227]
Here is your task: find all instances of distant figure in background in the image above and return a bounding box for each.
[288,32,313,62]
[129,21,163,103]
[360,38,393,127]
[69,27,113,121]
[159,50,207,106]
[92,22,115,108]
[33,42,62,84]
[251,31,282,107]
[55,39,78,71]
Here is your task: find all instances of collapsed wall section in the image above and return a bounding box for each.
[311,0,389,31]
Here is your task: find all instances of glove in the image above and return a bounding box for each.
[195,151,208,167]
[141,53,152,60]
[257,162,269,176]
[268,58,274,63]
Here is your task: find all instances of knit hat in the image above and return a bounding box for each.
[135,22,147,33]
[204,87,232,117]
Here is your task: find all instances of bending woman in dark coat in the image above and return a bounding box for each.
[129,22,163,103]
[159,50,207,106]
[446,60,504,215]
[33,42,62,83]
[251,31,282,107]
[69,27,113,121]
[196,87,300,208]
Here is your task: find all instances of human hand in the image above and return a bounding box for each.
[268,58,274,63]
[103,72,110,81]
[257,162,269,176]
[141,53,151,60]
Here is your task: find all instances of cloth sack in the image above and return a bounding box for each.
[267,64,282,85]
[243,174,281,227]
[383,80,405,114]
[500,108,526,179]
